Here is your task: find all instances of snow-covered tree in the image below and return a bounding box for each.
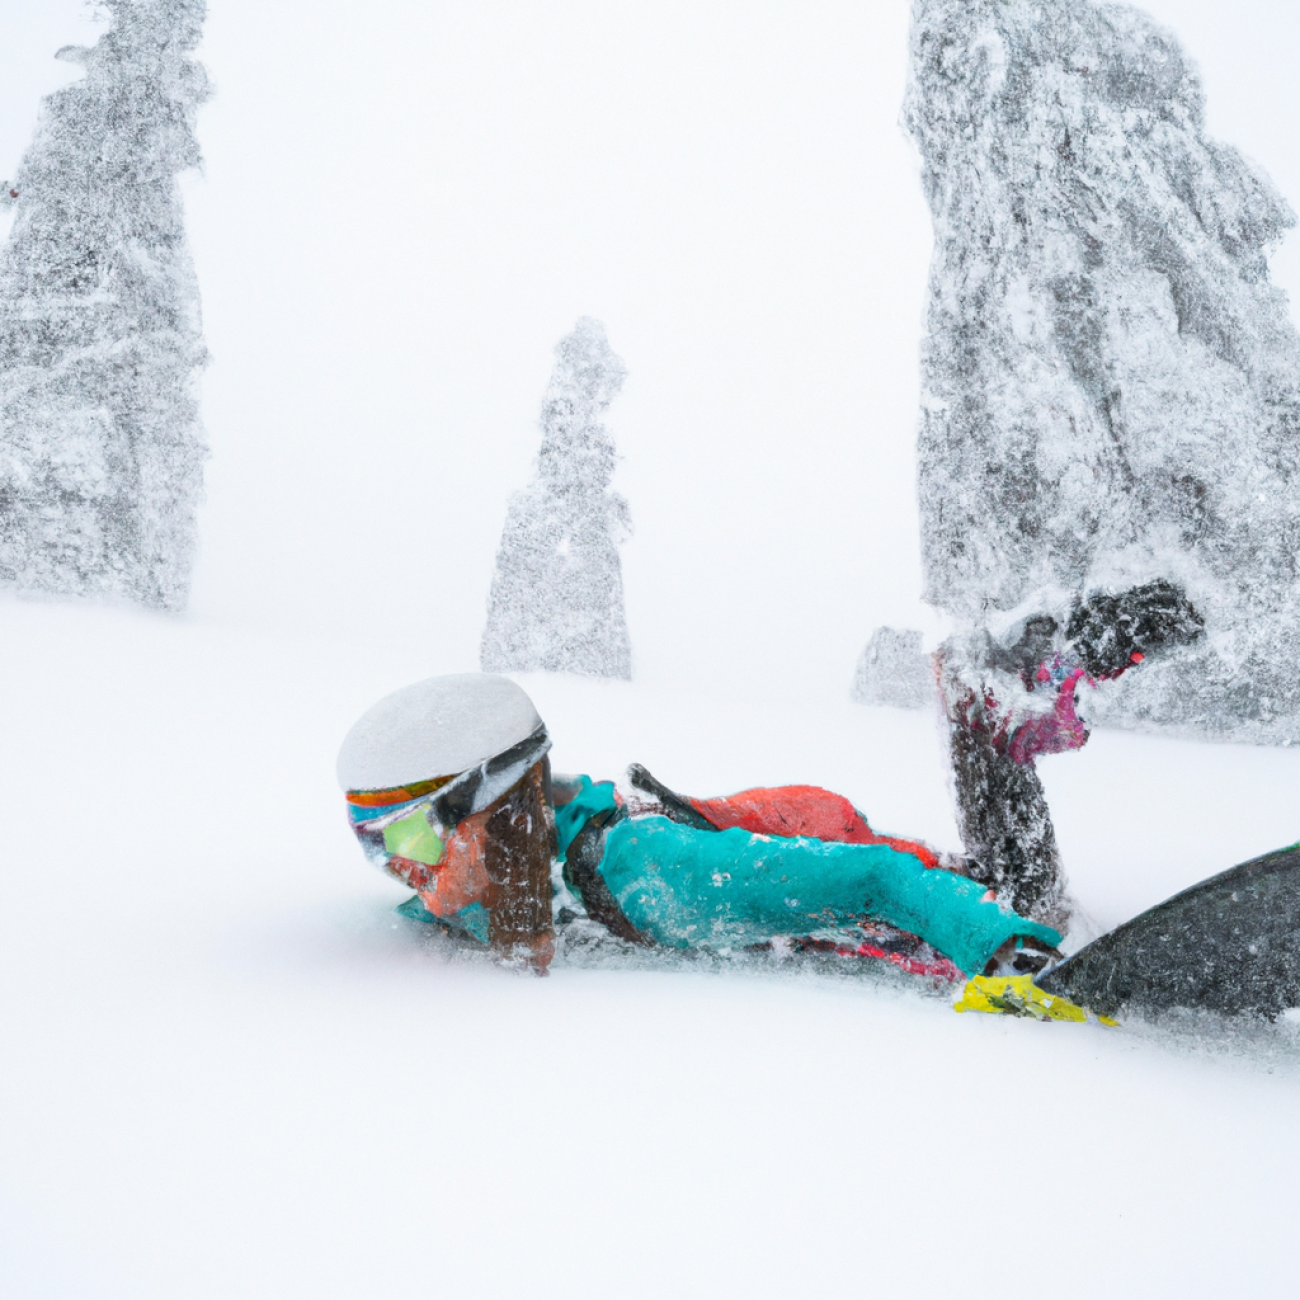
[906,0,1300,745]
[852,627,933,708]
[0,0,209,611]
[481,318,633,679]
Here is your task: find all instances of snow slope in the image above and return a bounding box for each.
[2,597,1300,1298]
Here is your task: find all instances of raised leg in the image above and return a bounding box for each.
[944,699,1068,926]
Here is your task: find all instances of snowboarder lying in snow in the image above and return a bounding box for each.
[337,674,1062,976]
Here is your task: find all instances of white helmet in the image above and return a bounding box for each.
[338,673,551,859]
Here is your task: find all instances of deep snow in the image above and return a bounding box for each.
[4,0,1300,1294]
[3,597,1300,1298]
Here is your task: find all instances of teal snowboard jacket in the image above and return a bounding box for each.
[555,777,1061,977]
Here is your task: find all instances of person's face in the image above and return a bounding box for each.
[388,805,491,918]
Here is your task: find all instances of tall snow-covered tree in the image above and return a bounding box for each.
[904,0,1300,922]
[906,0,1300,744]
[0,0,209,611]
[481,318,633,679]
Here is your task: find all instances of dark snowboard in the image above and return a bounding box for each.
[1036,843,1300,1019]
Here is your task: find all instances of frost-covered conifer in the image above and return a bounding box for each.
[481,318,633,679]
[0,0,209,611]
[906,0,1300,744]
[852,627,933,708]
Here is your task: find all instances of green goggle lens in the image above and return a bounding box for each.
[382,811,445,867]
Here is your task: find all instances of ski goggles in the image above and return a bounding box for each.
[345,724,552,870]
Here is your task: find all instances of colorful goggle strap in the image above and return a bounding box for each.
[346,724,552,852]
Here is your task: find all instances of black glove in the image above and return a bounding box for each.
[1066,580,1204,678]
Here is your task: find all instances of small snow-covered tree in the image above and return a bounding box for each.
[0,0,209,611]
[481,318,633,679]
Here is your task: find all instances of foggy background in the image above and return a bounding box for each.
[5,0,1299,698]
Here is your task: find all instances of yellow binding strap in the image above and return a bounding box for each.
[954,974,1117,1025]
